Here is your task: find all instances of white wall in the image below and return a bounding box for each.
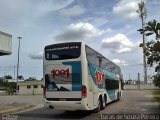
[19,85,43,95]
[124,84,160,90]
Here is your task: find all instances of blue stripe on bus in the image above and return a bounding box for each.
[63,61,82,91]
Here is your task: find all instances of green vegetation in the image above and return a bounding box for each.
[153,75,160,88]
[138,20,160,67]
[0,79,16,95]
[18,75,24,80]
[25,77,37,81]
[152,90,160,102]
[138,19,160,88]
[4,75,13,79]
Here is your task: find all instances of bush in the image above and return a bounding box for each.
[153,75,160,88]
[0,80,16,94]
[6,88,16,94]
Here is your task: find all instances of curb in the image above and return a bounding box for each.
[0,104,34,114]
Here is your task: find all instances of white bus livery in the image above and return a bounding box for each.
[43,42,123,112]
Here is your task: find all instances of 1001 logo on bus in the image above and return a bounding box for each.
[95,70,105,85]
[51,68,69,78]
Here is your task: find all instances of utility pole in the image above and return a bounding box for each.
[138,73,140,89]
[13,66,16,79]
[16,37,22,94]
[137,1,148,84]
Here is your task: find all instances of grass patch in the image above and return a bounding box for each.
[152,90,160,102]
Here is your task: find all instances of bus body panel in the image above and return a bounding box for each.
[88,63,119,104]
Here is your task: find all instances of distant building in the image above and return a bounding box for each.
[4,79,24,82]
[0,31,12,56]
[17,80,43,95]
[125,80,138,85]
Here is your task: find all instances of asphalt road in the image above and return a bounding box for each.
[15,90,160,120]
[0,95,43,106]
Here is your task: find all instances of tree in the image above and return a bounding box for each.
[6,82,16,94]
[18,75,24,80]
[0,80,16,94]
[138,20,160,67]
[138,19,160,88]
[4,75,12,79]
[153,75,160,88]
[26,77,37,81]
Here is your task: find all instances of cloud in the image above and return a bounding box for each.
[92,18,109,27]
[55,22,109,41]
[0,0,74,26]
[29,51,43,60]
[113,0,142,20]
[77,17,109,27]
[137,59,143,65]
[148,0,160,5]
[112,59,128,66]
[102,33,139,53]
[59,5,86,17]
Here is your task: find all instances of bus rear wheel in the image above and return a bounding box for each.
[117,91,121,101]
[94,98,101,113]
[101,96,106,110]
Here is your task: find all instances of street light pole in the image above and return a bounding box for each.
[16,37,22,94]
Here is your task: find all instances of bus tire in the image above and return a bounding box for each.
[104,94,107,105]
[94,98,101,113]
[117,91,121,101]
[101,96,106,110]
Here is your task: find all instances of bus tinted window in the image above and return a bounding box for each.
[45,43,81,60]
[85,46,96,65]
[105,80,119,90]
[86,45,122,77]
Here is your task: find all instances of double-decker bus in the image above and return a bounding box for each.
[43,42,123,112]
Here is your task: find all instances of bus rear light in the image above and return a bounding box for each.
[81,85,87,98]
[43,86,46,97]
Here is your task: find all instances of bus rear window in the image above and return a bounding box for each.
[45,42,81,60]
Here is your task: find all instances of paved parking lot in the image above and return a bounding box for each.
[0,90,160,120]
[0,95,43,106]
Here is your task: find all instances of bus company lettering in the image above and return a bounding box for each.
[51,68,69,78]
[95,70,105,85]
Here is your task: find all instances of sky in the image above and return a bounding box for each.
[0,0,159,81]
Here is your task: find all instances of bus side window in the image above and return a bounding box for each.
[105,80,119,90]
[86,46,96,66]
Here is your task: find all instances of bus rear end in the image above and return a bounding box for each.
[43,42,88,111]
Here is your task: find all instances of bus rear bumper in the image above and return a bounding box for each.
[44,98,90,111]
